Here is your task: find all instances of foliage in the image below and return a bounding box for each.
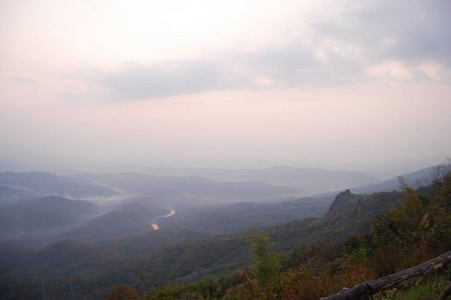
[221,161,451,299]
[245,232,282,288]
[108,285,137,300]
[370,164,451,276]
[222,277,264,300]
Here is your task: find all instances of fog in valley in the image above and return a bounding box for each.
[0,163,442,244]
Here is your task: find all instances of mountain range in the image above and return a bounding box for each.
[0,188,404,299]
[133,165,381,195]
[0,164,444,299]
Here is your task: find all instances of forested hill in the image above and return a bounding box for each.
[260,189,403,249]
[0,189,403,299]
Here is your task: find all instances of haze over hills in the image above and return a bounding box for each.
[0,171,119,202]
[0,196,101,242]
[353,167,434,194]
[64,200,169,241]
[0,163,438,208]
[124,166,381,195]
[78,172,304,203]
[0,165,439,244]
[0,162,448,299]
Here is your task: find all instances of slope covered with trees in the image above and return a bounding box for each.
[0,188,405,299]
[104,161,451,300]
[0,162,449,299]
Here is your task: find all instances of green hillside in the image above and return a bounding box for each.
[0,189,403,299]
[1,163,449,300]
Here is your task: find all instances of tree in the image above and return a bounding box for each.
[246,232,282,288]
[370,160,451,275]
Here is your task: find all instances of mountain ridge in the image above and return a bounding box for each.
[136,165,381,195]
[0,171,119,201]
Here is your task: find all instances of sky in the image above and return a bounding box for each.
[1,0,450,173]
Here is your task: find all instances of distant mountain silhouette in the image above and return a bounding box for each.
[352,167,434,194]
[0,171,120,201]
[80,172,304,202]
[140,165,381,195]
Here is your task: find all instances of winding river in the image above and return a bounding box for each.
[151,208,175,230]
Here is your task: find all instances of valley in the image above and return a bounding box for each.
[0,163,449,299]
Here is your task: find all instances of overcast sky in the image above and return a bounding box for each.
[1,0,450,172]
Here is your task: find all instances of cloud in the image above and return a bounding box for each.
[313,1,451,67]
[366,60,413,81]
[68,0,451,102]
[76,43,362,101]
[307,0,451,84]
[98,60,229,100]
[242,43,332,87]
[389,1,451,65]
[70,44,319,101]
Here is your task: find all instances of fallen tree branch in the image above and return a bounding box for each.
[321,250,451,300]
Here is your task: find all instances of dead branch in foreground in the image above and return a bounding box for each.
[321,250,451,300]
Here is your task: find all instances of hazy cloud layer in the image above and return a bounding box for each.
[69,0,451,101]
[87,44,326,100]
[98,61,228,100]
[313,1,451,65]
[2,0,450,170]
